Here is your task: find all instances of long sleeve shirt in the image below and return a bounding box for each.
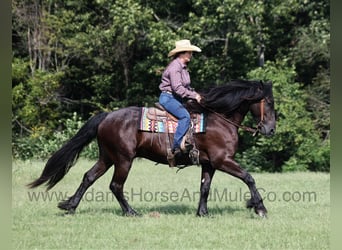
[159,58,197,99]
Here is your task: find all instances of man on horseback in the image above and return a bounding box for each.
[158,39,203,167]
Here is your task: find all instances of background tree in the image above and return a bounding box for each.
[12,0,330,171]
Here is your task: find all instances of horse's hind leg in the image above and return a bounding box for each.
[109,158,139,216]
[58,158,112,213]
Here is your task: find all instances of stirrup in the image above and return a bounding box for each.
[189,148,200,165]
[180,137,194,153]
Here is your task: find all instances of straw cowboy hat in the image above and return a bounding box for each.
[168,39,201,57]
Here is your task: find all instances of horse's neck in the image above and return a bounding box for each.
[229,104,250,125]
[231,113,244,125]
[207,106,249,131]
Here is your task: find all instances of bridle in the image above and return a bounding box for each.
[255,98,265,136]
[259,98,265,123]
[199,98,266,136]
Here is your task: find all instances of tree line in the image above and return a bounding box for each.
[12,0,330,171]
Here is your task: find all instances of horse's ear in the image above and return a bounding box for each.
[261,80,273,88]
[258,80,265,90]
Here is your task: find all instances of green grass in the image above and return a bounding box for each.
[13,159,330,249]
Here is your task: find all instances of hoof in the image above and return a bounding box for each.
[196,209,209,217]
[256,209,268,218]
[197,212,209,217]
[58,199,76,214]
[123,210,141,217]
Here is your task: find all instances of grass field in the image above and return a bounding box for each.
[12,159,330,249]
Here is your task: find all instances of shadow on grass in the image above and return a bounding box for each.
[69,204,245,217]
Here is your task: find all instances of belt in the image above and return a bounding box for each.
[162,91,173,95]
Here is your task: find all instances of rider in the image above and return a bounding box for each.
[158,39,203,165]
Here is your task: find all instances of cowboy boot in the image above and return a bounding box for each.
[167,148,182,167]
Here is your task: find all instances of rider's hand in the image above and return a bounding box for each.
[195,93,202,103]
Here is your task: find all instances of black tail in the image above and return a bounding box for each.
[28,112,109,190]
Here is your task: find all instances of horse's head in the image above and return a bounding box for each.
[249,81,276,137]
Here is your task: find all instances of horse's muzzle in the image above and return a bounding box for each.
[258,122,276,137]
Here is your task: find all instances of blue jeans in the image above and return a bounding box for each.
[159,92,190,150]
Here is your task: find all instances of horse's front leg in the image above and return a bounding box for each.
[216,157,267,218]
[244,172,267,217]
[197,163,216,216]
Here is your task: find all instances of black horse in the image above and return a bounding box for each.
[29,80,276,217]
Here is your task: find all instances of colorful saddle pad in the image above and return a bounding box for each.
[139,107,206,133]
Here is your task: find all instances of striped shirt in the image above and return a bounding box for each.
[159,58,197,99]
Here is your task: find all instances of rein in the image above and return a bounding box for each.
[199,98,265,136]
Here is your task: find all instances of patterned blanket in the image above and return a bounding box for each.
[139,107,206,133]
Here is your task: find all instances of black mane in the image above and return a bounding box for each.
[188,80,266,115]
